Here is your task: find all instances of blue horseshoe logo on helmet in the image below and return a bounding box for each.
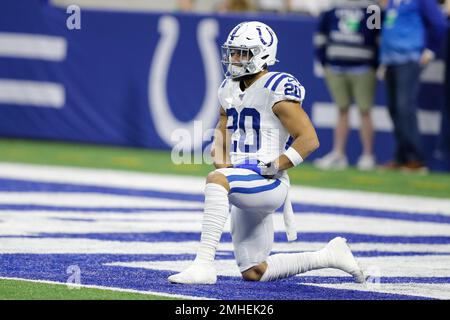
[256,27,274,47]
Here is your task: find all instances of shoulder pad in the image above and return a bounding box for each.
[263,72,305,103]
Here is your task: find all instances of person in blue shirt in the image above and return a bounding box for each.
[435,1,450,171]
[380,0,447,172]
[314,0,381,171]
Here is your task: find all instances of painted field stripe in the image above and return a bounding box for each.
[0,204,203,213]
[1,162,449,215]
[112,255,450,279]
[0,179,449,223]
[308,282,449,300]
[297,276,450,284]
[1,238,449,254]
[0,192,202,208]
[290,203,450,224]
[0,32,67,61]
[0,178,203,202]
[1,201,449,224]
[0,79,65,108]
[2,231,447,245]
[3,210,450,236]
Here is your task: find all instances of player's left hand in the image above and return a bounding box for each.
[420,49,435,66]
[234,160,279,178]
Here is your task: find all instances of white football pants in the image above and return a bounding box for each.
[215,167,288,272]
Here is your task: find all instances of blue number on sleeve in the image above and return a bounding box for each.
[284,78,302,99]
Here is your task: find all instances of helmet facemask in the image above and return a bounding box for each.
[221,21,278,80]
[221,45,263,80]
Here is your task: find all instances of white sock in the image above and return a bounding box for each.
[194,183,229,264]
[260,249,330,281]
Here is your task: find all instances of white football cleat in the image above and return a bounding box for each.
[168,262,217,285]
[314,152,348,170]
[324,237,366,283]
[357,154,376,171]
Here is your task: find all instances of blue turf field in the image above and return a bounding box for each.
[1,165,450,299]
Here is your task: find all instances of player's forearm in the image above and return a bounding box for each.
[277,135,320,171]
[277,154,294,171]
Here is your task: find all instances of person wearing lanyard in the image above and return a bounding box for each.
[314,0,380,171]
[380,0,447,172]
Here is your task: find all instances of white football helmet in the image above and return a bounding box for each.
[221,21,278,79]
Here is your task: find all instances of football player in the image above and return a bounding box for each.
[168,21,365,284]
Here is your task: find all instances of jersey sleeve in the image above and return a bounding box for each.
[269,73,306,106]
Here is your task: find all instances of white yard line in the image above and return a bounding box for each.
[306,283,450,300]
[2,211,450,236]
[1,238,449,255]
[0,193,202,208]
[106,255,450,279]
[0,162,205,193]
[0,276,207,300]
[1,162,449,215]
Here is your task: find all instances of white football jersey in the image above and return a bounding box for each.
[218,71,305,185]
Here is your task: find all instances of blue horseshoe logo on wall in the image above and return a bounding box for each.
[148,16,222,151]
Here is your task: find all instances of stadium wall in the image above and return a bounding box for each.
[0,0,448,170]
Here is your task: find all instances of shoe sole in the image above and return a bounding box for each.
[168,279,217,285]
[168,276,217,285]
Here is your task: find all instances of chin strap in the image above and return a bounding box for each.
[283,188,297,242]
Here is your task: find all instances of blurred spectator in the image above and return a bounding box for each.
[289,0,332,16]
[435,0,450,169]
[380,0,447,172]
[313,0,380,171]
[255,0,291,13]
[217,0,254,12]
[178,0,195,11]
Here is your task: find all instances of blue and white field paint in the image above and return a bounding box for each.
[0,163,449,300]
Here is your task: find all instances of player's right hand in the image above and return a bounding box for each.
[234,160,279,179]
